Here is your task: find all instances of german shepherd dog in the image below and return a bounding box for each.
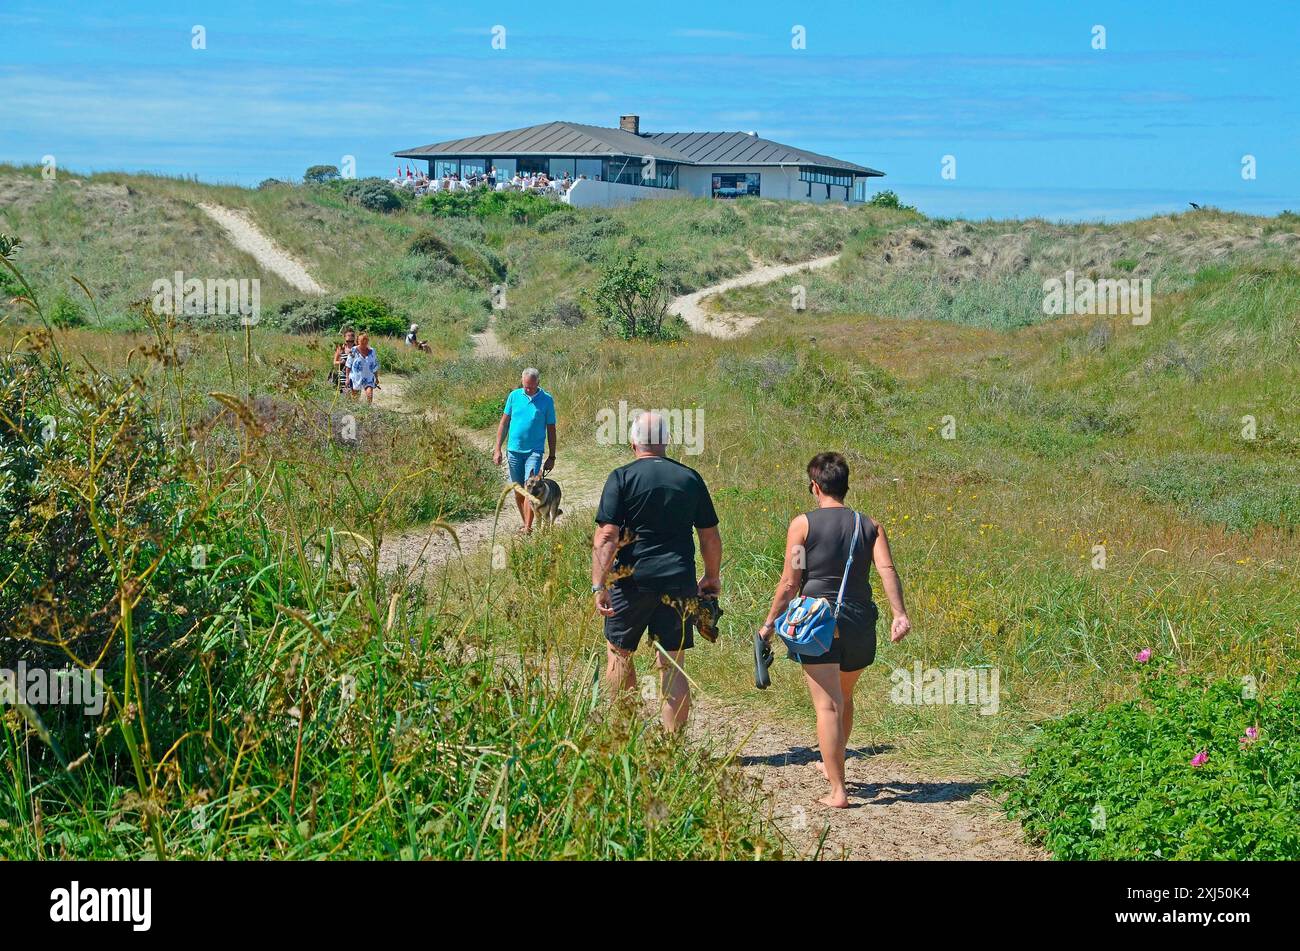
[516,472,563,527]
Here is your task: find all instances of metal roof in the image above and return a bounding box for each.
[394,121,689,163]
[394,121,882,175]
[646,131,881,175]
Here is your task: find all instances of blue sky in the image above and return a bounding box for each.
[2,0,1296,220]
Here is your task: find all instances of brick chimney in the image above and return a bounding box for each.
[619,114,640,135]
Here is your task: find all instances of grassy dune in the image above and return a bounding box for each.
[3,165,1297,858]
[412,262,1299,778]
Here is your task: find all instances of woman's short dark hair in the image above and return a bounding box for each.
[807,452,849,500]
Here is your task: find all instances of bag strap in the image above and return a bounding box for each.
[832,512,862,619]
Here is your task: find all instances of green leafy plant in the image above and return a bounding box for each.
[340,177,402,213]
[588,257,676,340]
[304,164,341,184]
[1002,656,1300,859]
[420,188,564,224]
[275,297,342,334]
[335,294,406,336]
[866,189,916,212]
[48,292,88,328]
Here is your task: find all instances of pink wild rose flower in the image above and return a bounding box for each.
[1190,750,1209,768]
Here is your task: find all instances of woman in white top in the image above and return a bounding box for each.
[348,333,380,404]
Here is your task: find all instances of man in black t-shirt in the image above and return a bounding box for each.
[592,412,721,732]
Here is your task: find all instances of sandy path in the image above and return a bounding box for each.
[670,253,841,338]
[687,700,1043,860]
[372,375,608,578]
[471,316,510,360]
[197,202,327,295]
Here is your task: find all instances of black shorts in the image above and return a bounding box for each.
[604,581,696,653]
[789,600,878,672]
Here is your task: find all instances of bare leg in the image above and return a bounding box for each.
[802,663,849,808]
[364,386,374,405]
[512,488,530,530]
[605,643,636,698]
[840,668,863,744]
[656,647,690,733]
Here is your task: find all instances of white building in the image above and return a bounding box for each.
[394,115,883,208]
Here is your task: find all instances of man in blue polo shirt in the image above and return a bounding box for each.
[492,367,558,535]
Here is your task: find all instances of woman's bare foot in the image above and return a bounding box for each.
[818,791,850,809]
[806,760,829,778]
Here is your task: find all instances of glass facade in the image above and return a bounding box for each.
[800,167,853,188]
[604,156,678,189]
[427,156,677,187]
[712,172,761,198]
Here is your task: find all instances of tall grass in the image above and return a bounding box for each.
[0,258,779,860]
[407,261,1300,777]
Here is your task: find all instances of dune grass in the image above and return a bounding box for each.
[408,259,1299,778]
[5,165,1298,857]
[0,268,782,860]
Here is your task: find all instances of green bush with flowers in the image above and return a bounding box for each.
[1002,651,1300,859]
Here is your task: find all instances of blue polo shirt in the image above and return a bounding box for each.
[503,387,556,453]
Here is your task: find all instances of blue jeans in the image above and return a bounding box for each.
[507,449,543,485]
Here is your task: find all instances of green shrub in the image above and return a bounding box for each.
[48,292,88,328]
[336,294,405,336]
[529,298,586,330]
[408,228,457,259]
[0,341,251,767]
[866,189,916,212]
[304,164,341,183]
[340,177,402,213]
[0,233,22,298]
[407,228,503,285]
[588,257,676,340]
[1002,660,1300,859]
[420,188,564,223]
[276,297,341,334]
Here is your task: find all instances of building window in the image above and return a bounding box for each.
[549,158,576,179]
[460,158,487,178]
[576,158,603,181]
[433,159,460,178]
[490,158,516,181]
[599,156,677,188]
[712,172,760,198]
[799,166,852,189]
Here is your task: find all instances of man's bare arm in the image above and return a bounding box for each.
[697,525,722,594]
[592,523,620,588]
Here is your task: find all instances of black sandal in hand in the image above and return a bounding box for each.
[754,630,774,690]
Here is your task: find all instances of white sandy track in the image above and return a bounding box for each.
[670,253,841,338]
[471,318,510,359]
[197,202,327,295]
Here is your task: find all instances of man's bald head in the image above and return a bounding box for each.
[630,412,669,455]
